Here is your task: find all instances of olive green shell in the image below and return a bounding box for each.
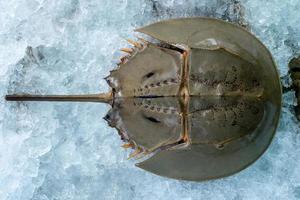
[105,17,282,181]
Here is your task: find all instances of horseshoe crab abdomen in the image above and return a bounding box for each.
[106,44,183,97]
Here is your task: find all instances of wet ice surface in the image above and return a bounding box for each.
[1,0,300,199]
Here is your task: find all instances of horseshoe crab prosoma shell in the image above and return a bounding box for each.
[6,17,282,181]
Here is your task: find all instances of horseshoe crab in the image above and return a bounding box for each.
[5,17,282,181]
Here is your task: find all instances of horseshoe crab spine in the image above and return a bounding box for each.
[5,92,113,103]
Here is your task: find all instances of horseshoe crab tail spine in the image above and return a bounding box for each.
[5,92,113,103]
